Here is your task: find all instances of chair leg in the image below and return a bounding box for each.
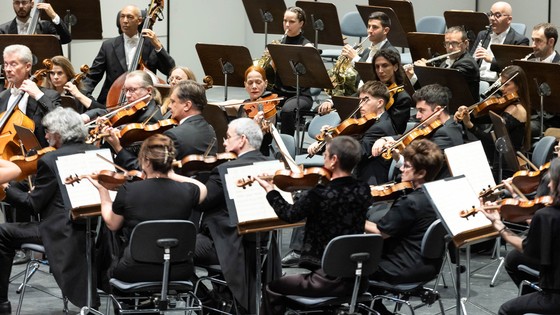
[16,259,35,315]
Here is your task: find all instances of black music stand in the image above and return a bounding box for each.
[295,1,344,47]
[444,10,490,48]
[267,44,333,152]
[0,35,61,72]
[332,96,360,120]
[357,5,409,48]
[242,0,287,48]
[489,110,520,181]
[491,44,534,70]
[202,104,230,153]
[368,0,417,34]
[195,43,253,101]
[407,33,446,61]
[414,65,476,114]
[42,0,102,39]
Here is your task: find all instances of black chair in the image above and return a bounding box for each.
[281,233,383,314]
[194,264,239,315]
[518,264,542,296]
[109,220,202,314]
[370,219,448,315]
[531,136,556,168]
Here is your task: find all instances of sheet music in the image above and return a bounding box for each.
[445,141,496,193]
[424,175,492,237]
[55,149,117,209]
[224,161,293,224]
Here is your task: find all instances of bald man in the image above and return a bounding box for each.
[470,1,529,83]
[82,5,175,105]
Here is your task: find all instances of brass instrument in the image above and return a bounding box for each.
[326,37,370,96]
[254,30,288,70]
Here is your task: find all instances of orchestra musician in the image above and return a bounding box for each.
[525,23,560,63]
[194,118,280,313]
[82,4,175,105]
[479,157,560,314]
[0,0,71,44]
[365,139,444,315]
[0,107,100,313]
[406,26,480,101]
[161,66,197,118]
[255,136,372,315]
[471,1,529,83]
[308,81,397,185]
[87,134,206,287]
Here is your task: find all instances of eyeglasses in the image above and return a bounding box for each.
[486,11,510,19]
[122,87,145,94]
[13,1,30,6]
[443,41,463,48]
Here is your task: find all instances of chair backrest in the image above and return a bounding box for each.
[307,112,341,139]
[510,22,527,36]
[416,16,446,34]
[340,11,368,39]
[322,234,383,278]
[420,219,447,260]
[129,220,196,264]
[532,136,556,167]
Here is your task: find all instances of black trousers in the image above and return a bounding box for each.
[279,95,313,136]
[504,249,540,288]
[499,291,560,315]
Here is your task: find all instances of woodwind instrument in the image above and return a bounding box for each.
[403,50,462,70]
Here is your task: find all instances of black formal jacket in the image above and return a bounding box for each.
[0,17,71,44]
[428,117,464,179]
[82,34,175,105]
[470,27,529,72]
[0,87,60,148]
[5,142,99,308]
[526,51,560,63]
[443,51,480,101]
[196,150,281,312]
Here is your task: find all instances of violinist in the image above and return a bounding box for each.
[455,65,530,168]
[41,55,106,123]
[0,107,100,313]
[161,66,197,118]
[478,157,560,315]
[82,4,175,105]
[0,44,60,148]
[0,0,71,44]
[255,136,371,315]
[406,26,480,101]
[365,139,444,314]
[308,81,397,185]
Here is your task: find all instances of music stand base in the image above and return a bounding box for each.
[79,306,104,315]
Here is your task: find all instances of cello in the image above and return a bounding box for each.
[106,0,165,109]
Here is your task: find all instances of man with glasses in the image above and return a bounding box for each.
[471,1,529,83]
[0,0,71,44]
[82,4,175,106]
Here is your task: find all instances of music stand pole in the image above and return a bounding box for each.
[219,59,234,101]
[260,9,274,49]
[536,82,551,137]
[80,217,104,315]
[311,14,324,49]
[289,60,305,154]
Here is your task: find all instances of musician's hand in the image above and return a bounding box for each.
[502,178,519,199]
[391,148,401,162]
[480,207,502,227]
[414,58,428,67]
[103,126,123,153]
[341,44,358,60]
[85,174,104,191]
[19,79,42,100]
[474,47,492,63]
[371,137,395,157]
[253,111,264,125]
[36,3,57,20]
[141,29,163,51]
[554,142,560,157]
[307,141,321,156]
[404,64,415,79]
[64,82,80,97]
[254,174,274,193]
[317,101,333,115]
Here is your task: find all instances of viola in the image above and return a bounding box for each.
[108,99,150,127]
[385,83,405,111]
[176,152,237,176]
[115,119,178,147]
[370,181,413,201]
[243,93,282,120]
[459,195,553,223]
[9,147,56,181]
[456,92,519,120]
[236,167,332,192]
[64,169,145,191]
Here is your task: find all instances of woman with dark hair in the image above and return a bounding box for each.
[481,157,560,314]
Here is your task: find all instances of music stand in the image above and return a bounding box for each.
[407,33,446,62]
[295,1,344,47]
[202,104,230,153]
[491,44,534,71]
[357,5,409,48]
[267,44,333,152]
[489,111,520,181]
[414,65,476,114]
[367,0,417,34]
[0,35,61,72]
[444,10,490,47]
[242,0,287,48]
[195,43,253,101]
[332,96,359,120]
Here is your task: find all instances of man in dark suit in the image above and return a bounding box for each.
[526,23,560,63]
[0,44,60,149]
[194,118,281,313]
[0,0,71,44]
[471,1,529,83]
[82,4,175,106]
[0,107,98,314]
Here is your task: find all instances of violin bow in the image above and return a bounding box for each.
[203,138,216,158]
[96,153,127,173]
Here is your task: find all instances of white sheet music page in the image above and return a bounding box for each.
[55,149,117,209]
[423,175,492,237]
[445,141,496,193]
[224,160,293,224]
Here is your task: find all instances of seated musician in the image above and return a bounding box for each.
[161,66,197,118]
[0,107,100,313]
[87,134,206,284]
[104,79,217,170]
[308,81,397,185]
[365,139,444,315]
[480,157,560,315]
[41,55,107,123]
[254,136,372,315]
[194,118,280,313]
[319,49,412,135]
[406,26,480,101]
[82,4,175,105]
[454,65,530,175]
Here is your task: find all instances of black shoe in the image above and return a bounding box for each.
[13,250,30,265]
[281,250,301,267]
[0,301,11,314]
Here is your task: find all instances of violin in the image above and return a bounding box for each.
[456,92,519,120]
[385,83,405,111]
[65,170,144,191]
[89,118,178,146]
[459,195,553,223]
[176,152,237,176]
[9,146,56,181]
[236,167,332,192]
[243,93,282,120]
[370,182,413,201]
[479,161,551,199]
[108,99,150,127]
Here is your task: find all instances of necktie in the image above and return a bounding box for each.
[11,87,22,97]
